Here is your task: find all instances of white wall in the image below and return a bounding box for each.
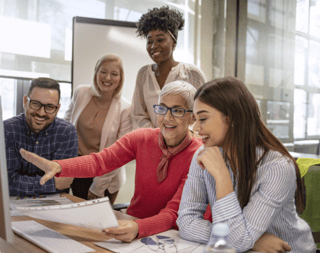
[73,19,152,102]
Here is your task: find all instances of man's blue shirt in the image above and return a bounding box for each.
[4,114,78,196]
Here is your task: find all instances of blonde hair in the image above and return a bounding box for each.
[91,54,124,98]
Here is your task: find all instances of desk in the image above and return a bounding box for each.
[0,237,26,253]
[6,194,260,253]
[290,151,320,159]
[9,193,136,253]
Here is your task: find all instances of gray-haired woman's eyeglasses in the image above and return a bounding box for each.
[153,105,192,118]
[146,235,178,253]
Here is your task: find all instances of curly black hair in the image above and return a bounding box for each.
[136,6,184,41]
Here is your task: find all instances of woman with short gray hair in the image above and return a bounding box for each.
[158,80,196,111]
[21,80,211,242]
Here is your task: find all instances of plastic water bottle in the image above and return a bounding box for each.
[204,222,236,253]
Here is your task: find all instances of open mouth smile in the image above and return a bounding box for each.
[164,124,176,130]
[32,115,48,124]
[200,135,209,143]
[102,82,113,86]
[152,51,161,57]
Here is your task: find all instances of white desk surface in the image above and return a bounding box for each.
[290,151,320,159]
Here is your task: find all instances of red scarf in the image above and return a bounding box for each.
[157,131,192,183]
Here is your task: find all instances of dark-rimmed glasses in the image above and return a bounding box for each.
[146,235,178,253]
[27,97,58,114]
[153,105,192,118]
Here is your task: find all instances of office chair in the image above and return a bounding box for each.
[314,232,320,243]
[314,232,320,253]
[112,202,130,211]
[298,160,320,251]
[306,173,320,252]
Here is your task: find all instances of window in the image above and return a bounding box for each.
[294,0,320,139]
[0,78,16,120]
[244,0,296,142]
[0,0,199,118]
[240,0,320,143]
[0,77,70,120]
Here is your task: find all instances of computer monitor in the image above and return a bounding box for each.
[0,96,14,242]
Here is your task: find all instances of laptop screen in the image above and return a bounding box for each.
[0,95,14,242]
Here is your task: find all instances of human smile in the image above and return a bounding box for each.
[152,51,161,57]
[32,114,48,124]
[200,134,210,144]
[164,124,176,131]
[102,82,113,86]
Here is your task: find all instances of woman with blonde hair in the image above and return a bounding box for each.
[64,54,131,203]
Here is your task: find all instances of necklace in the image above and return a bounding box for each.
[155,69,161,76]
[152,64,161,77]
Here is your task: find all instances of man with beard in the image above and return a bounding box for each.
[4,77,78,196]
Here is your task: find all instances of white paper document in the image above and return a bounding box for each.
[10,193,61,201]
[12,220,94,253]
[16,197,118,230]
[10,195,74,216]
[95,229,203,253]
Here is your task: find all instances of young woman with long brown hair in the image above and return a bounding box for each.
[177,76,315,252]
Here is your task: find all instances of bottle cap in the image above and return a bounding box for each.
[212,222,229,237]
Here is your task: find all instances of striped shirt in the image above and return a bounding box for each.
[4,114,78,196]
[177,146,316,253]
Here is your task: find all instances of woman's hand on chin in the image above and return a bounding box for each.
[197,146,229,179]
[102,220,139,242]
[197,146,234,200]
[19,148,62,185]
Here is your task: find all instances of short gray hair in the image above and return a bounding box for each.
[158,81,197,110]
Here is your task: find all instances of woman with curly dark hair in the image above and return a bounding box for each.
[131,6,207,129]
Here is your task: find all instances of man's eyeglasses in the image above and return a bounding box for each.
[145,235,178,253]
[27,97,58,114]
[153,105,192,118]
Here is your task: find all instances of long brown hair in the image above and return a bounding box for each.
[194,76,305,214]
